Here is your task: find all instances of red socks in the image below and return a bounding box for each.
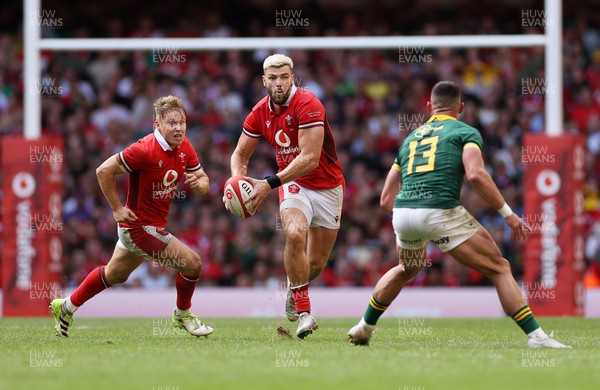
[176,273,199,310]
[70,266,110,307]
[292,283,311,314]
[70,267,200,312]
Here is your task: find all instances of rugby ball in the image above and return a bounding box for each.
[223,176,255,219]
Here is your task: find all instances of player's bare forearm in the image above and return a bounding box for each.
[185,171,209,195]
[381,167,402,214]
[275,150,319,184]
[231,133,259,177]
[462,147,505,210]
[97,173,123,211]
[469,172,506,210]
[276,125,323,184]
[463,148,528,241]
[231,152,249,177]
[245,151,318,216]
[96,155,126,211]
[195,176,209,195]
[245,127,323,215]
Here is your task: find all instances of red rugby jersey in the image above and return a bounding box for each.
[242,86,344,190]
[118,129,201,228]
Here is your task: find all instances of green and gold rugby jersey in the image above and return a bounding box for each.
[393,114,483,209]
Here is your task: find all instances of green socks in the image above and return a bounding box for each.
[512,305,540,335]
[363,295,389,326]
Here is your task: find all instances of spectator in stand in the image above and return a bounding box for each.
[0,1,598,290]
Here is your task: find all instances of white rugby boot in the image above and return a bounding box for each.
[296,312,318,339]
[172,309,214,337]
[347,318,375,346]
[528,331,571,349]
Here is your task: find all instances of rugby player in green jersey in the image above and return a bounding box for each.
[348,81,570,349]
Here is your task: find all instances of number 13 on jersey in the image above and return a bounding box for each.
[406,136,439,175]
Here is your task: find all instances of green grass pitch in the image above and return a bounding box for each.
[1,317,598,390]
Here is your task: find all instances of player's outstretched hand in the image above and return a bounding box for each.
[504,213,530,242]
[244,177,270,215]
[113,206,138,223]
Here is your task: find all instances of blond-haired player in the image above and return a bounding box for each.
[52,95,213,338]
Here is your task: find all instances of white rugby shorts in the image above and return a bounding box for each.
[392,206,480,252]
[279,181,343,230]
[117,225,173,261]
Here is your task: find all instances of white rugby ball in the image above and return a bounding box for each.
[223,176,255,219]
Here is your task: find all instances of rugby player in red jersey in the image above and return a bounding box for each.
[51,95,213,337]
[230,54,345,338]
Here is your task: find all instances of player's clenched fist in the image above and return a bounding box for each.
[184,171,209,195]
[184,173,200,189]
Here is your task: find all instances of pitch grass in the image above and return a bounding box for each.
[0,317,598,390]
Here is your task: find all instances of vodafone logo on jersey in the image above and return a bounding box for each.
[275,129,291,148]
[535,169,561,196]
[163,170,179,187]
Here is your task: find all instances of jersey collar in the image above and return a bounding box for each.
[269,85,297,112]
[154,128,173,151]
[427,114,457,122]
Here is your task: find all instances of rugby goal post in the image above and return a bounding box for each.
[24,0,563,139]
[9,0,583,318]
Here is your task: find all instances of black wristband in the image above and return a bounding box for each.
[266,175,282,189]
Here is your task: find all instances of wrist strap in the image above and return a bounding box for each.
[497,203,513,218]
[266,175,282,189]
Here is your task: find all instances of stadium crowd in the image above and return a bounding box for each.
[1,0,599,289]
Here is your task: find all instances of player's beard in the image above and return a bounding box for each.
[269,86,291,105]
